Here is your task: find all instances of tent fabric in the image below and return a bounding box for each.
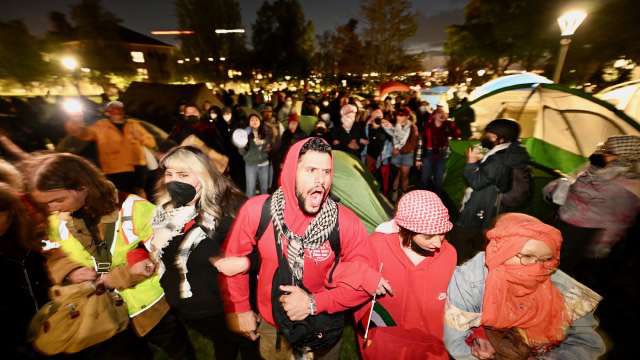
[468,73,553,101]
[330,150,392,233]
[299,115,318,135]
[467,83,639,165]
[379,81,411,98]
[121,82,223,131]
[597,80,640,122]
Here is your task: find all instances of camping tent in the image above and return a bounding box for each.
[379,81,411,98]
[597,80,640,122]
[121,82,223,131]
[420,86,450,113]
[330,150,392,232]
[468,73,552,101]
[465,83,640,174]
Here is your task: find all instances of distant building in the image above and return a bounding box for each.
[60,26,176,82]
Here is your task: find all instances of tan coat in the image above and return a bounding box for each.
[65,118,156,175]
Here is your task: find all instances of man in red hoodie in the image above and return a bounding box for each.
[219,137,384,359]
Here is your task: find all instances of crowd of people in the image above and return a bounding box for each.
[0,86,638,360]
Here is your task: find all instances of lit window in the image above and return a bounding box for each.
[136,68,149,79]
[131,51,145,63]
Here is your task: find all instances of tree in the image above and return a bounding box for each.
[175,0,247,80]
[0,20,51,84]
[69,0,133,80]
[314,19,365,76]
[360,0,420,74]
[252,0,315,78]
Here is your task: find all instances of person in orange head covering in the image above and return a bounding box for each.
[444,213,605,360]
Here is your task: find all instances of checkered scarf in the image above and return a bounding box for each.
[270,188,338,281]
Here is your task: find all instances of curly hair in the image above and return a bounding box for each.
[299,137,332,157]
[25,153,118,221]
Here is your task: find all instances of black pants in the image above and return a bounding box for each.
[67,327,153,360]
[144,311,196,360]
[186,313,260,360]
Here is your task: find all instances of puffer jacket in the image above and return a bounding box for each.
[457,142,529,228]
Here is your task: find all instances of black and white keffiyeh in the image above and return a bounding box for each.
[270,188,338,281]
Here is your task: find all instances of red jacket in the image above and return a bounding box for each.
[219,138,379,326]
[356,230,457,360]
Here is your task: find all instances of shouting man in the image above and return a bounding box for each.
[219,137,385,359]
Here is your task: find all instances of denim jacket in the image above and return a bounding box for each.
[444,252,605,359]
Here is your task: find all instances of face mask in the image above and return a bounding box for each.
[185,115,199,123]
[480,137,495,150]
[320,113,330,121]
[419,106,428,113]
[223,114,232,122]
[322,101,329,107]
[589,153,606,168]
[166,181,197,207]
[210,112,218,120]
[285,101,293,107]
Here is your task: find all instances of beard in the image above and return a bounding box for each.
[296,185,327,216]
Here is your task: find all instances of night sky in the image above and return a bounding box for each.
[4,0,466,50]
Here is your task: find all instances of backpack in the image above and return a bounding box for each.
[255,196,345,351]
[500,165,533,209]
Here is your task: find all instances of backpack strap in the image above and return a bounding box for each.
[255,196,273,241]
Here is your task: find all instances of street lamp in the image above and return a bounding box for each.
[61,56,79,71]
[553,10,587,83]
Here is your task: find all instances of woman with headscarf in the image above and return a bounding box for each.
[355,190,457,360]
[544,135,640,280]
[444,213,605,360]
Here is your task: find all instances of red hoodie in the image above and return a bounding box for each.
[219,138,380,326]
[355,227,457,360]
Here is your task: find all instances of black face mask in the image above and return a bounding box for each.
[480,137,496,150]
[589,153,606,168]
[166,181,197,207]
[185,115,200,123]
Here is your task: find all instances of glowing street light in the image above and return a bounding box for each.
[214,29,245,34]
[61,56,79,71]
[553,10,587,83]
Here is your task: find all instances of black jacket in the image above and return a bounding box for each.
[330,123,366,157]
[457,142,530,229]
[366,125,390,158]
[160,215,233,320]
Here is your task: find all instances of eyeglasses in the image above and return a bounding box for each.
[514,253,557,269]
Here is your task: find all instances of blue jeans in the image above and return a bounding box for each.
[245,163,270,196]
[420,151,447,193]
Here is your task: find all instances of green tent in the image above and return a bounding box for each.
[330,150,392,232]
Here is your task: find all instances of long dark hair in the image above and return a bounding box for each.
[247,113,267,141]
[25,153,118,221]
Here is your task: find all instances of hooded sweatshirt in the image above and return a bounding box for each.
[354,221,456,360]
[219,138,380,326]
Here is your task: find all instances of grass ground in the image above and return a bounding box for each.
[155,323,360,359]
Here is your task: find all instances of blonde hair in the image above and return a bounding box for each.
[156,146,245,219]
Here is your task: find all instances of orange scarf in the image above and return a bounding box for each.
[481,213,570,347]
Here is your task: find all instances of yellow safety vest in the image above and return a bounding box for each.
[47,195,164,317]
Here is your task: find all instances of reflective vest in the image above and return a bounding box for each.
[47,195,164,317]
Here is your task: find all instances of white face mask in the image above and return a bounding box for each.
[285,101,293,107]
[419,106,428,113]
[322,101,329,107]
[210,112,218,120]
[320,113,330,121]
[223,114,232,122]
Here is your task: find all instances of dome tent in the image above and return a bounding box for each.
[467,83,639,173]
[468,72,553,101]
[597,80,640,122]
